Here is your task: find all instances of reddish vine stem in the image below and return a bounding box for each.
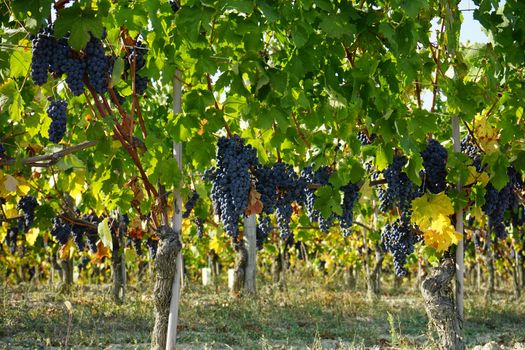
[84,81,107,118]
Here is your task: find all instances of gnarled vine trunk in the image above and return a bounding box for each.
[421,258,464,350]
[151,225,182,350]
[59,259,74,293]
[231,242,248,297]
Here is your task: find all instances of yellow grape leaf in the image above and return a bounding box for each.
[124,246,137,262]
[25,228,40,246]
[421,214,462,251]
[412,193,454,229]
[474,113,499,153]
[209,235,225,254]
[466,166,489,186]
[58,239,74,260]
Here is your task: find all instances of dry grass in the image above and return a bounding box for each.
[1,271,524,349]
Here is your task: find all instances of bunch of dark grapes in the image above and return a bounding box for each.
[17,195,38,232]
[30,25,87,95]
[256,214,272,249]
[473,230,481,249]
[255,165,279,214]
[124,41,148,95]
[483,184,513,239]
[301,165,332,228]
[378,155,419,216]
[6,226,19,254]
[85,35,112,94]
[132,238,143,256]
[169,0,180,12]
[0,143,6,159]
[203,135,258,239]
[420,139,448,194]
[71,224,86,251]
[30,25,55,85]
[47,100,68,143]
[272,162,305,239]
[82,213,100,252]
[51,217,71,245]
[381,218,420,276]
[183,190,199,218]
[461,136,483,172]
[147,238,159,259]
[338,182,360,236]
[194,217,204,238]
[357,131,376,145]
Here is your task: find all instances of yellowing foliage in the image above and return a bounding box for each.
[474,113,499,153]
[412,193,462,251]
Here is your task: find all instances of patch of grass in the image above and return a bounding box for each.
[1,272,524,349]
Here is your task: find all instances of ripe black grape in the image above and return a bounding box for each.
[420,139,448,194]
[147,238,158,259]
[378,155,419,216]
[381,218,419,276]
[194,217,204,238]
[85,35,111,94]
[338,182,360,236]
[461,136,483,172]
[82,213,100,252]
[183,190,199,218]
[47,100,68,143]
[204,135,259,239]
[17,195,38,232]
[71,224,86,251]
[0,143,6,159]
[301,165,331,226]
[256,214,272,249]
[5,225,19,254]
[51,217,71,245]
[169,0,180,12]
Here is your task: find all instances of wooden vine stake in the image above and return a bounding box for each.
[453,115,465,344]
[165,69,184,350]
[243,214,257,294]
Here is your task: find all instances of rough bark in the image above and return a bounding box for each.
[150,225,182,350]
[372,246,384,294]
[243,215,257,294]
[59,259,74,293]
[231,242,248,297]
[272,252,282,285]
[111,228,126,304]
[344,266,356,289]
[421,258,464,350]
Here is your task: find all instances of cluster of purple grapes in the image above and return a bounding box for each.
[31,25,88,95]
[481,168,523,239]
[256,214,272,249]
[461,136,483,172]
[203,135,259,239]
[16,196,38,232]
[272,162,305,239]
[124,41,148,95]
[46,100,68,143]
[85,35,112,94]
[5,226,19,254]
[357,131,376,145]
[301,165,332,231]
[169,0,180,12]
[381,218,420,276]
[51,217,71,245]
[420,139,448,194]
[82,213,100,252]
[183,190,199,218]
[378,155,419,216]
[338,182,360,236]
[147,238,158,258]
[194,217,204,238]
[0,143,6,159]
